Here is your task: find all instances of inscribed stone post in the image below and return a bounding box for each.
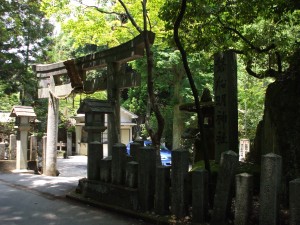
[138,146,156,211]
[289,178,300,225]
[0,142,5,159]
[211,150,238,225]
[171,149,189,218]
[9,134,16,160]
[30,134,38,161]
[67,131,72,157]
[235,173,253,225]
[259,153,282,225]
[192,168,208,223]
[111,143,127,184]
[214,51,238,163]
[155,166,171,215]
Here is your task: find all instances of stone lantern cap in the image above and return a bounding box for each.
[77,99,113,114]
[9,106,36,119]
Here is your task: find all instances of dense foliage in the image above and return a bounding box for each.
[0,0,53,108]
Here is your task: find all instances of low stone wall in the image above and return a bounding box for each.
[0,160,15,173]
[77,178,139,210]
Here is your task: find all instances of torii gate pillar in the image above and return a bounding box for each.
[107,62,121,156]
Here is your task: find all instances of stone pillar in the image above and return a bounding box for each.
[67,131,72,157]
[138,146,156,211]
[107,62,121,156]
[30,134,38,161]
[235,173,253,225]
[214,51,238,163]
[0,142,5,159]
[75,125,82,155]
[211,150,238,225]
[155,166,171,215]
[125,161,138,188]
[42,134,47,172]
[100,156,112,182]
[290,178,300,225]
[259,153,282,225]
[16,125,31,170]
[111,143,126,184]
[192,168,209,223]
[9,134,16,160]
[45,91,59,176]
[87,142,103,180]
[129,141,142,161]
[171,149,189,218]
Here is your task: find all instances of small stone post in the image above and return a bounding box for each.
[125,161,139,188]
[30,134,38,161]
[235,173,253,225]
[290,178,300,225]
[9,134,16,160]
[259,153,282,225]
[211,150,238,225]
[192,168,209,223]
[67,131,72,157]
[155,166,171,215]
[138,146,156,211]
[111,143,127,184]
[171,149,189,218]
[42,134,47,172]
[0,142,5,159]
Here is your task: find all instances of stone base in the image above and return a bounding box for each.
[76,178,139,211]
[0,160,15,172]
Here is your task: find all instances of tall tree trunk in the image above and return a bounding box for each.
[173,0,210,173]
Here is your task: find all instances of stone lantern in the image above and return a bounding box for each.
[77,99,113,180]
[10,106,36,171]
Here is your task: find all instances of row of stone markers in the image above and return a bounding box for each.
[75,140,300,224]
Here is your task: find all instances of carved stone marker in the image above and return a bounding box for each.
[214,51,238,163]
[171,149,189,218]
[290,178,300,225]
[235,173,253,225]
[211,150,238,225]
[192,168,208,223]
[259,153,282,225]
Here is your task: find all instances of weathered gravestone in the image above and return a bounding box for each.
[214,51,238,163]
[33,31,154,176]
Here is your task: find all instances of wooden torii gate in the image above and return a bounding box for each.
[33,31,155,176]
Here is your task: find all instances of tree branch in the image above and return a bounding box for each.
[217,17,276,53]
[174,0,210,172]
[118,0,143,33]
[246,60,280,79]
